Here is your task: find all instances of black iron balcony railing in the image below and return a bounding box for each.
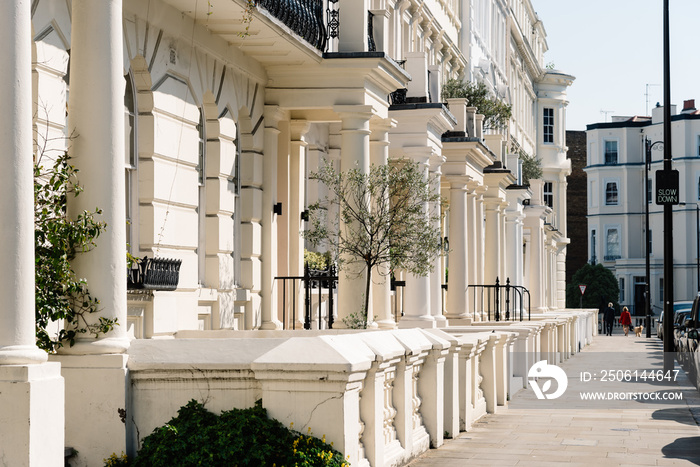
[127,256,182,291]
[257,0,328,51]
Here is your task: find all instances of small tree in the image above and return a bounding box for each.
[34,151,116,352]
[519,151,543,185]
[566,263,619,310]
[441,79,512,130]
[304,160,443,327]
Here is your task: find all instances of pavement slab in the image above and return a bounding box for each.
[408,331,700,466]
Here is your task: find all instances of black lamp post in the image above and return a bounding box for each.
[662,0,675,372]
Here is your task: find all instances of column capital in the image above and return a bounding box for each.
[263,105,288,127]
[290,119,311,141]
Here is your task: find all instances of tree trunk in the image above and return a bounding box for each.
[363,263,372,328]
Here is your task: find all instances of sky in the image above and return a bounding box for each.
[531,0,700,131]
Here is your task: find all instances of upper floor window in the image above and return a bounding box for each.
[647,178,652,204]
[697,176,700,200]
[543,181,553,208]
[590,230,597,264]
[697,135,700,156]
[605,182,619,205]
[606,227,621,260]
[543,107,554,143]
[604,140,618,164]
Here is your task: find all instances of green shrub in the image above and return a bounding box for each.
[131,400,348,467]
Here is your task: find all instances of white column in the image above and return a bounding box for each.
[261,107,285,330]
[370,118,395,328]
[445,178,471,324]
[466,182,479,318]
[64,0,128,354]
[334,106,373,326]
[289,121,310,326]
[524,208,547,313]
[0,0,46,365]
[475,188,485,287]
[483,199,501,285]
[0,2,64,465]
[399,149,435,329]
[429,162,447,327]
[505,209,525,287]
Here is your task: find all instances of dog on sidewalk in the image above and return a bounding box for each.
[634,325,644,337]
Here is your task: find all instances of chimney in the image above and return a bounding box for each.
[682,99,696,113]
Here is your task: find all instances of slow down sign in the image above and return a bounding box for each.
[655,169,679,205]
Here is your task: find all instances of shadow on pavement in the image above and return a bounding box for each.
[661,437,700,466]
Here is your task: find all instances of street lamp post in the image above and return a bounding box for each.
[662,0,675,372]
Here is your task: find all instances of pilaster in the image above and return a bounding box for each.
[261,106,287,330]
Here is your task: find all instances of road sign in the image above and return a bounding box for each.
[579,285,586,295]
[655,169,679,205]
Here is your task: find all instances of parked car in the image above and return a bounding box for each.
[658,301,693,340]
[681,295,700,387]
[673,310,691,363]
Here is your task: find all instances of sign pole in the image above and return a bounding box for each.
[662,0,675,373]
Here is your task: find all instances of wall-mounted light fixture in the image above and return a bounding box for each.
[301,210,309,221]
[273,202,282,216]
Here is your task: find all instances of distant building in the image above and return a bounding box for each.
[565,130,588,289]
[585,101,700,315]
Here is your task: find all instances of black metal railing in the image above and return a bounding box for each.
[367,11,376,51]
[274,264,337,329]
[468,277,530,322]
[257,0,328,51]
[127,256,182,291]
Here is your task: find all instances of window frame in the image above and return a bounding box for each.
[605,225,621,261]
[605,180,619,206]
[543,181,553,208]
[604,139,618,165]
[543,107,554,144]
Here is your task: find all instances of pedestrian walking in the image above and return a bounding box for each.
[619,306,632,336]
[603,302,615,336]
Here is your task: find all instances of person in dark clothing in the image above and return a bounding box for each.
[603,302,615,336]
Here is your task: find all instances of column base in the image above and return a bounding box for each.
[50,354,128,466]
[0,362,64,466]
[375,319,397,329]
[433,315,449,328]
[56,336,130,355]
[0,344,49,364]
[398,316,436,329]
[445,315,473,326]
[260,320,283,330]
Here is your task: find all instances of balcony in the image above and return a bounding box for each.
[256,0,327,51]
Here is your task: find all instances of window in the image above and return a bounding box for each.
[590,230,597,264]
[619,278,625,302]
[697,135,700,157]
[124,72,137,254]
[604,140,618,164]
[543,182,553,208]
[543,107,554,143]
[647,178,652,204]
[659,278,664,303]
[605,182,619,205]
[697,176,700,201]
[647,229,652,255]
[605,227,620,260]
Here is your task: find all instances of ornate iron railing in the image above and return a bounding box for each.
[274,264,337,330]
[127,256,182,291]
[468,277,530,322]
[256,0,328,51]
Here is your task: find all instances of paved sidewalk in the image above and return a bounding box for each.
[408,329,700,466]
